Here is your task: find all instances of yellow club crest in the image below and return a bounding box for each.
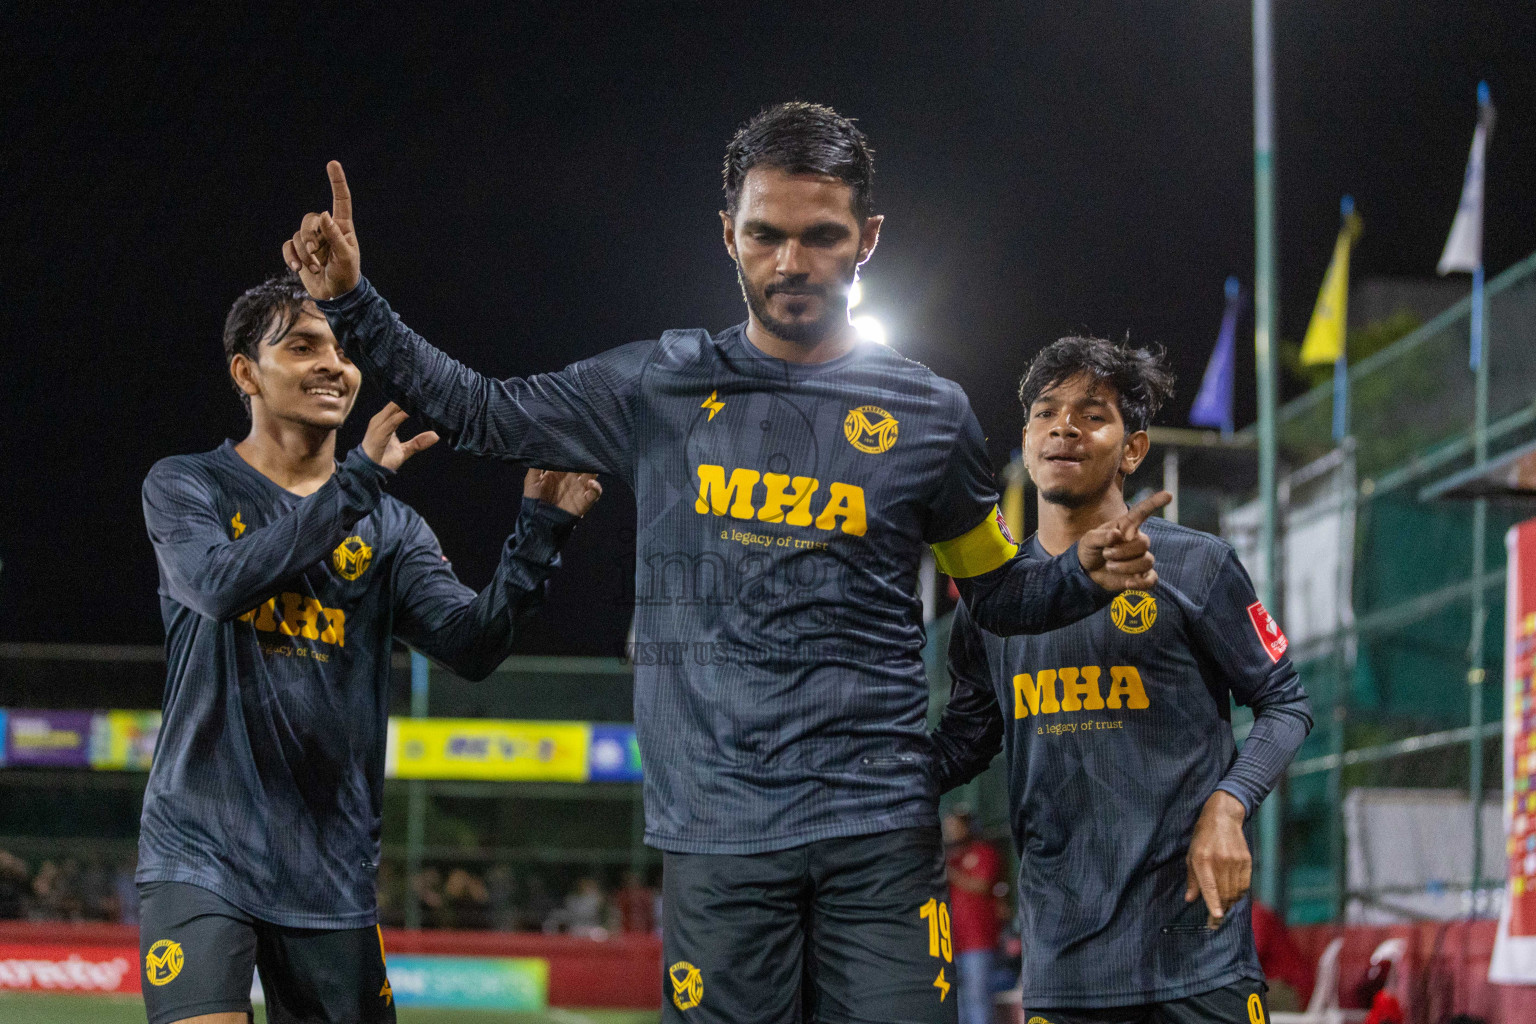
[669,960,703,1011]
[145,939,184,986]
[844,405,898,454]
[1110,590,1157,635]
[332,536,373,581]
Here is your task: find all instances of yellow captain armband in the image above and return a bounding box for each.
[930,507,1019,578]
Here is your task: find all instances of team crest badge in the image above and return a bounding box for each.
[844,405,898,454]
[1110,590,1157,634]
[145,939,184,986]
[332,536,373,581]
[669,960,703,1011]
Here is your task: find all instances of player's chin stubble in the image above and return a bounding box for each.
[737,264,851,347]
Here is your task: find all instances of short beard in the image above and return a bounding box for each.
[737,262,855,348]
[1038,486,1098,510]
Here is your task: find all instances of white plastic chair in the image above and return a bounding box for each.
[1271,936,1367,1024]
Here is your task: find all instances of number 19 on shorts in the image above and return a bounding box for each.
[919,897,953,961]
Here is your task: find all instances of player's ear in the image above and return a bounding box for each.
[1121,430,1150,475]
[720,211,739,262]
[229,354,261,399]
[857,214,883,265]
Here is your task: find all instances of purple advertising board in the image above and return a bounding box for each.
[5,709,94,768]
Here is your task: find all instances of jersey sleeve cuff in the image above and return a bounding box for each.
[1213,782,1257,820]
[931,506,1019,578]
[510,496,579,565]
[315,276,376,315]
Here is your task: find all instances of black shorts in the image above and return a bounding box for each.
[662,825,957,1024]
[1025,978,1270,1024]
[138,880,395,1024]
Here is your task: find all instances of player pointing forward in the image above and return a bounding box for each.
[931,338,1312,1024]
[285,105,1166,1023]
[138,274,599,1024]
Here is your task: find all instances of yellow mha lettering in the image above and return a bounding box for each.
[239,593,346,647]
[1013,665,1149,718]
[694,464,865,536]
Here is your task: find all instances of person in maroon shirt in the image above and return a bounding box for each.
[944,809,1003,1024]
[614,870,656,935]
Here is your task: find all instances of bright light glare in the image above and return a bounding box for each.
[852,314,887,346]
[847,280,864,309]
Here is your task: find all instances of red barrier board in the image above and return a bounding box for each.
[0,941,139,994]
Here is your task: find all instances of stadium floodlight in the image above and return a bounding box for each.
[852,314,887,346]
[847,279,864,310]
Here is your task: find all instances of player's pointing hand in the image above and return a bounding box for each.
[1076,491,1171,592]
[284,161,361,301]
[360,402,439,472]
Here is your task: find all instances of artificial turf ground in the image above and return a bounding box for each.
[0,992,660,1024]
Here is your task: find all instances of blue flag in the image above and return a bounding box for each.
[1190,276,1242,434]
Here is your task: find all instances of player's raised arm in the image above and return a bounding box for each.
[392,469,601,681]
[142,405,432,623]
[282,161,642,481]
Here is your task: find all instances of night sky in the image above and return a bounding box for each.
[5,4,1534,655]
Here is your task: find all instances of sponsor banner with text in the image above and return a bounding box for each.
[386,718,591,782]
[5,710,93,768]
[0,942,139,994]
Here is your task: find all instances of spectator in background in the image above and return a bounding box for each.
[444,867,491,930]
[413,866,446,928]
[522,873,558,932]
[113,854,141,926]
[613,870,655,934]
[546,876,607,938]
[375,861,405,929]
[486,864,518,932]
[0,851,29,920]
[944,808,1003,1024]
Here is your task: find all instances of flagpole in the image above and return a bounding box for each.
[1467,79,1491,916]
[1331,198,1355,444]
[1252,0,1283,911]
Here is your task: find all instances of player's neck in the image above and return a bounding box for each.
[235,413,339,497]
[744,314,858,365]
[1035,488,1129,557]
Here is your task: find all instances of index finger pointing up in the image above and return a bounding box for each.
[1122,490,1172,534]
[327,160,353,226]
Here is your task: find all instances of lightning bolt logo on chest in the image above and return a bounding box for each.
[701,390,725,421]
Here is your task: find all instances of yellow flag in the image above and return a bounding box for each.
[1300,212,1363,366]
[1001,455,1026,542]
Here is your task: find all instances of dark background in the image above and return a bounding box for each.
[4,3,1534,657]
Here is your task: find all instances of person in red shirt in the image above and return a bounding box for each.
[944,808,1003,1024]
[614,870,656,935]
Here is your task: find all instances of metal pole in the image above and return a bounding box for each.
[405,651,430,930]
[1469,262,1489,914]
[1253,0,1283,911]
[1163,448,1180,525]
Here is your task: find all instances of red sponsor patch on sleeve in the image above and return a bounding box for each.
[1247,601,1289,662]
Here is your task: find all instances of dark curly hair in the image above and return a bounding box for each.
[1018,336,1175,434]
[222,271,314,410]
[723,101,875,221]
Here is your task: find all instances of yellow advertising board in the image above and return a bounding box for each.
[386,718,591,782]
[90,710,162,770]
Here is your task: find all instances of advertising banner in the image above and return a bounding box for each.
[0,942,139,994]
[0,709,7,767]
[386,718,591,782]
[90,710,161,770]
[1492,517,1536,982]
[386,955,548,1010]
[5,710,94,768]
[588,724,643,782]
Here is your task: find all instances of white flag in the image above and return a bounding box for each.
[1438,88,1495,275]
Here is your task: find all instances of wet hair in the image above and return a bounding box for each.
[1018,336,1175,434]
[222,271,314,410]
[723,101,875,221]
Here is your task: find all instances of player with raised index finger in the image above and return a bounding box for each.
[929,337,1313,1024]
[136,273,600,1024]
[283,105,1167,1024]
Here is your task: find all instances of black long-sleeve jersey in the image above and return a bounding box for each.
[317,279,1113,853]
[931,519,1313,1006]
[139,441,575,927]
